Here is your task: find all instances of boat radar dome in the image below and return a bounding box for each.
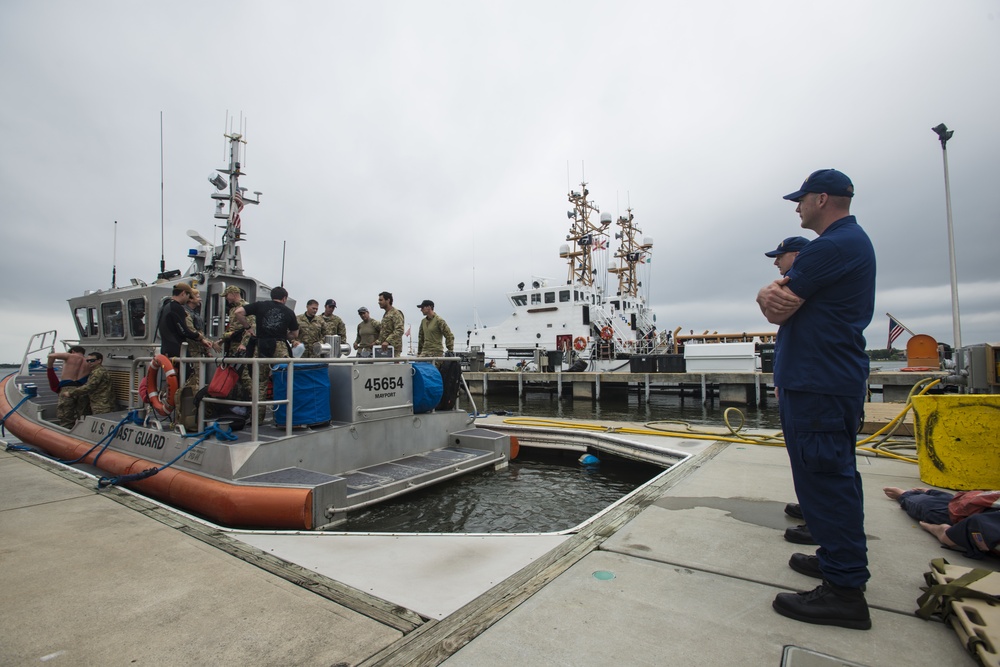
[600,212,612,226]
[559,244,570,257]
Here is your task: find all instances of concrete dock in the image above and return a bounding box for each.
[1,421,993,666]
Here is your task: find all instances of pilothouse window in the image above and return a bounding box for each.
[74,307,99,338]
[559,290,570,303]
[128,298,147,338]
[530,293,541,305]
[544,292,555,304]
[101,302,125,338]
[512,295,527,307]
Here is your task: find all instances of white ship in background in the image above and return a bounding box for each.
[466,182,665,371]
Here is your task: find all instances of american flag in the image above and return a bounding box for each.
[888,317,904,348]
[232,190,244,229]
[405,325,411,337]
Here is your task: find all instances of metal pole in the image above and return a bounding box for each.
[932,124,962,348]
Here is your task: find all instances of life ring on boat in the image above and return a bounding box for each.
[600,326,614,341]
[573,336,588,351]
[146,354,179,416]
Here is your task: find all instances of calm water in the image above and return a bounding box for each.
[344,389,780,534]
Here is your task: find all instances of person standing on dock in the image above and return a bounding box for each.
[354,307,380,357]
[375,291,405,357]
[765,234,818,548]
[416,300,454,358]
[764,236,809,277]
[756,168,876,630]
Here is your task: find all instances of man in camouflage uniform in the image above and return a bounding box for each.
[297,299,326,358]
[66,352,115,416]
[219,285,254,406]
[183,288,219,389]
[321,299,348,348]
[375,291,405,357]
[416,300,454,358]
[354,306,381,357]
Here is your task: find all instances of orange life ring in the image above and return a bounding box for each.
[600,326,613,341]
[146,354,179,416]
[573,336,588,351]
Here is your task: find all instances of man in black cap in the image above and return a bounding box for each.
[765,236,810,277]
[321,298,348,344]
[416,300,454,358]
[757,168,876,630]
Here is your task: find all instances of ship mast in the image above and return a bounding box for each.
[561,182,611,286]
[608,206,652,297]
[208,132,261,276]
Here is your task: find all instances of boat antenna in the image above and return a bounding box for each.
[111,220,118,289]
[280,241,286,287]
[159,112,166,276]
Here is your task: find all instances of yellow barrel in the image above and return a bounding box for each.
[912,394,1000,490]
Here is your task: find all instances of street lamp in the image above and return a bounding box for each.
[932,123,962,349]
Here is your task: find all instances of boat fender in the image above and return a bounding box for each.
[579,453,600,466]
[146,354,179,417]
[600,326,613,341]
[411,363,444,414]
[509,435,520,460]
[573,336,588,351]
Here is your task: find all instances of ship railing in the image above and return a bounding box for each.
[17,330,59,376]
[129,350,474,442]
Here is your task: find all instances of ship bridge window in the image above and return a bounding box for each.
[531,293,541,305]
[544,292,555,304]
[101,302,125,338]
[559,290,570,303]
[74,307,99,338]
[512,295,527,307]
[128,297,147,338]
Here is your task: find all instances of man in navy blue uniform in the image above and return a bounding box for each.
[757,169,876,630]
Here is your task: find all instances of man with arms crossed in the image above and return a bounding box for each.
[756,169,875,630]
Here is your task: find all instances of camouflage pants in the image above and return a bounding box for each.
[55,387,83,428]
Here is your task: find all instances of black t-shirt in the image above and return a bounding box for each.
[159,300,201,357]
[244,300,299,357]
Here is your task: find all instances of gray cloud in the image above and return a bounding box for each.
[1,1,997,363]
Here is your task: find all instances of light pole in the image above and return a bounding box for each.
[932,123,962,349]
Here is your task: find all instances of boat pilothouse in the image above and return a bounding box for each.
[466,182,662,371]
[3,127,511,531]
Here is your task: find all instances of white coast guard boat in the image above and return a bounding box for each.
[0,129,510,530]
[466,183,667,371]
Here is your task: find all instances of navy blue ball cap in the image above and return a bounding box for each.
[764,236,810,257]
[783,169,854,201]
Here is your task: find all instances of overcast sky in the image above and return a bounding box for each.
[1,1,997,364]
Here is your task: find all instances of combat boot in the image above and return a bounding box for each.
[772,580,871,630]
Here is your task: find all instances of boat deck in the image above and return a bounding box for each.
[1,417,994,666]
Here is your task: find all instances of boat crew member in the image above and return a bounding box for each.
[220,286,253,355]
[764,235,817,548]
[65,352,114,418]
[232,286,299,423]
[47,346,88,427]
[159,282,214,359]
[757,169,875,630]
[416,300,454,358]
[354,306,380,357]
[374,291,405,357]
[321,299,348,347]
[296,299,326,358]
[764,235,810,277]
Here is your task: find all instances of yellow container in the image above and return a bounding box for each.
[912,394,1000,490]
